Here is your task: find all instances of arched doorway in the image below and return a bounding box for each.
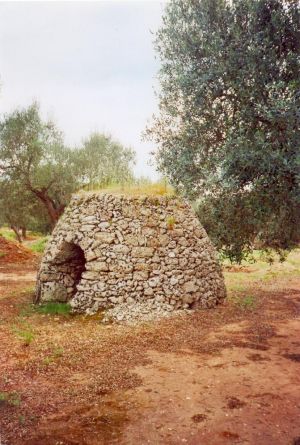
[36,241,87,303]
[54,242,86,295]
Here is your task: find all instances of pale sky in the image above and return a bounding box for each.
[0,1,166,179]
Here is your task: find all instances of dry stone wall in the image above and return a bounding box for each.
[36,193,226,316]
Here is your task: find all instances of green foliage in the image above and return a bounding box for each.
[34,302,71,316]
[0,104,136,229]
[75,132,135,190]
[147,0,300,262]
[0,180,50,240]
[0,103,78,227]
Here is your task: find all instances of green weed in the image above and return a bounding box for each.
[235,295,256,310]
[18,414,26,424]
[166,215,176,230]
[12,322,35,346]
[0,391,21,407]
[15,329,35,346]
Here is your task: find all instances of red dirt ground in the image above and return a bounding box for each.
[0,255,299,445]
[0,236,37,264]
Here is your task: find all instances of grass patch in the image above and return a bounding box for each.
[34,302,72,316]
[0,251,6,258]
[229,294,257,310]
[19,301,71,318]
[28,236,49,253]
[0,227,17,241]
[237,295,256,309]
[80,179,175,197]
[224,248,300,295]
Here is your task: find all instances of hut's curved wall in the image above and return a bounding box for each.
[36,193,226,313]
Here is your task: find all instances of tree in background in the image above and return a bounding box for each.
[75,132,135,189]
[147,0,300,262]
[0,179,51,241]
[0,103,78,227]
[0,180,33,242]
[0,103,136,231]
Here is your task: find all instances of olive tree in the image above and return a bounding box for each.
[0,103,136,229]
[147,0,300,262]
[74,132,135,189]
[0,103,79,227]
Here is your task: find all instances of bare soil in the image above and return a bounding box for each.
[0,256,299,445]
[0,236,38,264]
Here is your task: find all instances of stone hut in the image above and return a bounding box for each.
[36,193,226,316]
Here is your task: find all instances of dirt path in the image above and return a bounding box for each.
[0,271,36,283]
[123,318,300,444]
[0,262,299,445]
[0,265,36,302]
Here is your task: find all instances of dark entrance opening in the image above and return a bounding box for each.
[53,241,86,300]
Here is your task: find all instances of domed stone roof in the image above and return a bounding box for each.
[36,192,226,319]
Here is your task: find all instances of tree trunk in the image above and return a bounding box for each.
[21,227,27,240]
[42,196,60,228]
[32,189,65,228]
[11,225,22,243]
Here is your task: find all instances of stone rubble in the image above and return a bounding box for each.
[101,300,191,325]
[36,192,226,321]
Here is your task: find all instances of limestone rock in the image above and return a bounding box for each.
[131,247,154,258]
[95,232,115,244]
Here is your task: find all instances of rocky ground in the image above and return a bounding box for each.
[0,247,299,445]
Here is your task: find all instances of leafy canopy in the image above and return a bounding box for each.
[0,103,136,229]
[75,132,135,189]
[147,0,300,262]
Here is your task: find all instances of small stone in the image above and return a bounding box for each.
[183,280,198,293]
[131,247,154,258]
[133,271,149,281]
[95,232,115,244]
[170,276,178,286]
[149,277,160,288]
